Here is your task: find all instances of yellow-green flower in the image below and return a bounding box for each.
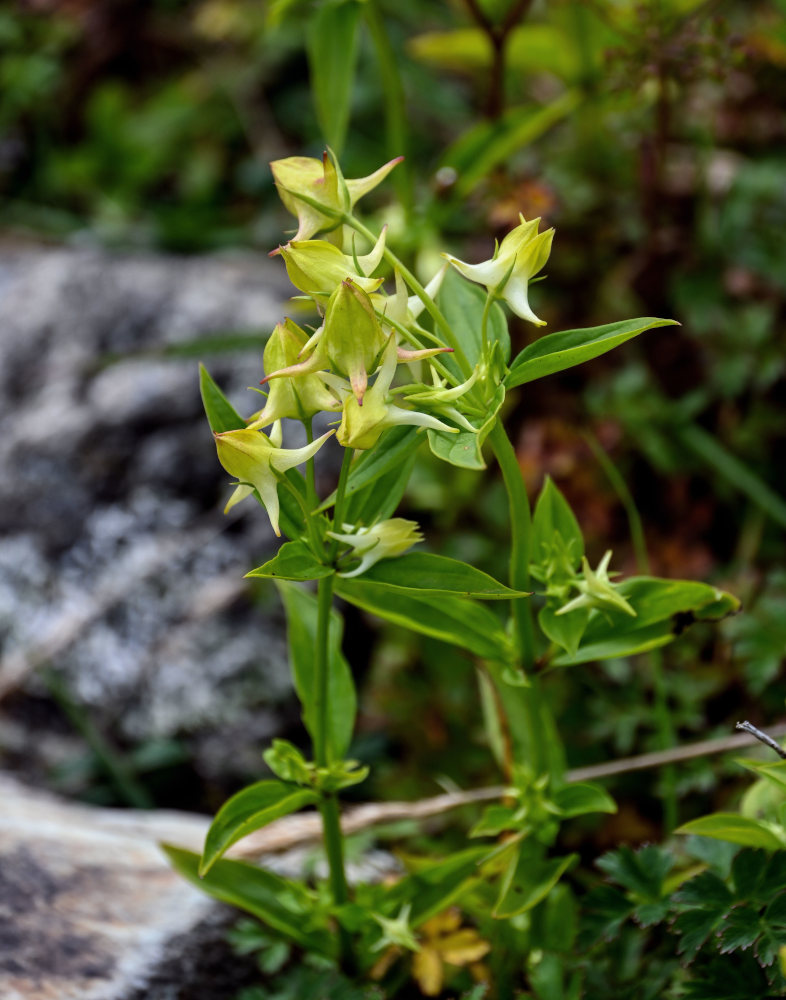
[336,336,457,450]
[271,151,403,242]
[444,215,554,325]
[214,422,333,536]
[272,229,387,297]
[328,518,423,578]
[249,319,340,426]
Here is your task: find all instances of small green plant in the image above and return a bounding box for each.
[165,150,738,996]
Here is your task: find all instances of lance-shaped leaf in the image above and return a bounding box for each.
[335,579,512,660]
[200,363,246,433]
[164,846,335,957]
[200,780,319,875]
[675,814,786,851]
[247,541,333,582]
[494,846,578,918]
[357,552,530,599]
[505,318,678,389]
[552,577,740,667]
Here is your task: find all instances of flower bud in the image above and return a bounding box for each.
[272,227,387,297]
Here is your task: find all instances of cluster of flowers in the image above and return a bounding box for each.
[212,152,553,572]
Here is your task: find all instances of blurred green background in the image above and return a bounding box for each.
[4,0,786,838]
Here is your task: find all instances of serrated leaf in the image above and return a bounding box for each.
[356,551,529,599]
[717,904,762,953]
[676,814,786,850]
[674,870,734,909]
[277,582,356,760]
[247,541,333,582]
[579,885,633,945]
[633,900,670,927]
[731,848,768,899]
[199,363,246,433]
[335,578,512,660]
[505,318,678,389]
[200,780,319,875]
[674,907,726,958]
[596,844,673,901]
[163,845,334,957]
[553,781,617,818]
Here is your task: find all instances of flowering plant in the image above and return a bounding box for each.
[166,151,738,995]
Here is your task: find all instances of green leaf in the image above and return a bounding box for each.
[427,384,505,470]
[345,449,417,525]
[438,266,510,368]
[199,363,246,433]
[676,814,786,850]
[427,427,486,470]
[318,426,421,513]
[737,759,786,793]
[200,780,319,875]
[532,476,584,568]
[552,577,740,667]
[335,578,512,660]
[247,541,333,582]
[306,1,361,155]
[718,905,762,954]
[554,782,617,819]
[277,582,356,760]
[538,602,589,656]
[731,848,768,899]
[505,318,678,390]
[356,551,529,600]
[673,906,725,957]
[597,845,673,901]
[163,845,335,956]
[494,847,577,918]
[384,848,487,926]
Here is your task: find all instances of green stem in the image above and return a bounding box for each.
[329,447,354,558]
[488,420,565,780]
[342,214,474,379]
[488,421,535,665]
[313,575,353,968]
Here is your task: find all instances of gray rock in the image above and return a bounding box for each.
[0,246,320,788]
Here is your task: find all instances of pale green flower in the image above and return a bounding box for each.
[214,422,333,537]
[444,215,554,325]
[271,152,403,242]
[327,518,423,578]
[556,551,636,617]
[272,229,388,297]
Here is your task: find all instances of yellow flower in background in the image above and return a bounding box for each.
[444,214,554,325]
[412,909,491,997]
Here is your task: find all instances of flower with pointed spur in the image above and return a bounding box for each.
[271,151,403,242]
[337,335,458,450]
[249,319,341,426]
[272,228,388,298]
[444,214,554,325]
[556,551,636,618]
[214,421,334,537]
[328,518,423,578]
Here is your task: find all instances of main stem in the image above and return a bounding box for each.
[313,448,354,967]
[488,420,565,780]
